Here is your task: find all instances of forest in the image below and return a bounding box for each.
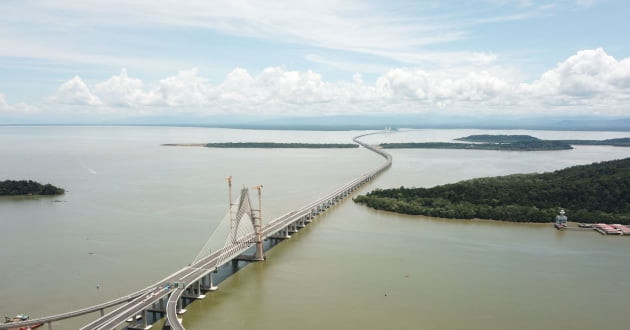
[380,141,571,151]
[354,158,630,224]
[380,134,630,151]
[204,142,358,148]
[0,180,65,196]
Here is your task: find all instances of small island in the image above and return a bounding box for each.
[354,157,630,224]
[380,140,571,151]
[380,134,630,151]
[204,142,359,148]
[0,180,65,196]
[163,142,359,148]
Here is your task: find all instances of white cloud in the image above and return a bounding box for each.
[94,69,158,106]
[46,48,630,116]
[526,48,630,107]
[0,93,38,113]
[51,76,102,105]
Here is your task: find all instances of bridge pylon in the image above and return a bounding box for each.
[253,185,265,261]
[224,179,265,262]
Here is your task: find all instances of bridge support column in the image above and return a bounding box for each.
[195,280,206,298]
[140,309,150,329]
[99,308,104,316]
[208,272,218,291]
[254,239,265,261]
[177,297,186,315]
[47,321,52,330]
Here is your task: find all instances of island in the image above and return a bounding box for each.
[162,142,359,148]
[0,180,65,196]
[380,140,571,151]
[380,134,630,151]
[204,142,358,148]
[353,157,630,224]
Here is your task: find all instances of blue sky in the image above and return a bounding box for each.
[1,0,629,122]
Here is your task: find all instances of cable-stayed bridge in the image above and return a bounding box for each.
[1,133,391,330]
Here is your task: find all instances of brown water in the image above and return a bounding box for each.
[1,127,630,330]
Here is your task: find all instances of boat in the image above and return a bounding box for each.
[4,314,43,330]
[593,223,622,235]
[554,223,566,230]
[611,224,630,235]
[578,223,593,228]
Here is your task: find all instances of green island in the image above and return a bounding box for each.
[204,142,358,148]
[0,180,65,196]
[380,134,630,151]
[354,158,630,224]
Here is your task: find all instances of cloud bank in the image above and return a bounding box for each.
[43,48,630,117]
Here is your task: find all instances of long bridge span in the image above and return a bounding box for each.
[1,133,391,330]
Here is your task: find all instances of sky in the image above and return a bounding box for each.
[1,0,629,123]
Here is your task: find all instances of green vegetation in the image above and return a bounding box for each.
[556,138,630,147]
[381,141,571,151]
[381,134,630,151]
[205,142,358,148]
[0,180,65,196]
[354,158,630,224]
[455,134,541,143]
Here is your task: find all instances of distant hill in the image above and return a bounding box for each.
[81,114,630,131]
[0,180,65,196]
[354,158,630,224]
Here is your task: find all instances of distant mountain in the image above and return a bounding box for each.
[5,114,630,131]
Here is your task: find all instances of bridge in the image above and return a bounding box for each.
[1,133,391,330]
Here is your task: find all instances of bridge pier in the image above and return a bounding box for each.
[149,298,166,313]
[127,309,152,330]
[269,227,291,239]
[201,272,218,291]
[176,296,186,315]
[183,280,206,299]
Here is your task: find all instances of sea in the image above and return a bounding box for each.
[1,126,630,330]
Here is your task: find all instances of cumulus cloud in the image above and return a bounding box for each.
[47,48,630,116]
[525,48,630,108]
[94,69,158,106]
[0,93,38,113]
[155,68,211,106]
[52,76,102,105]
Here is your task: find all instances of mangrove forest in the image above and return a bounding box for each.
[0,180,65,196]
[354,158,630,224]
